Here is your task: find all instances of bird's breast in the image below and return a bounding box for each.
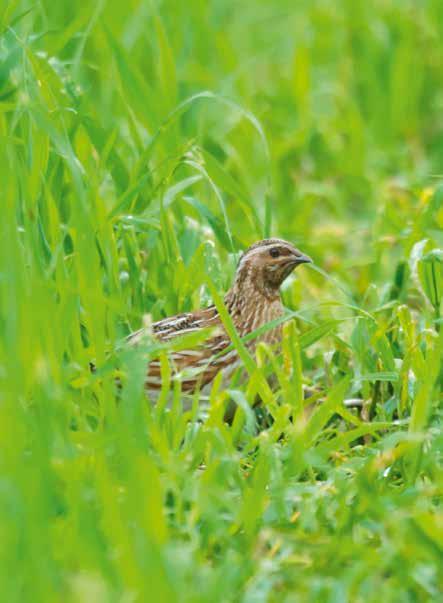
[234,298,284,347]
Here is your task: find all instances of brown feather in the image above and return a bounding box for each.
[127,238,312,394]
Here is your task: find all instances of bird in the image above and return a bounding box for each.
[127,238,312,398]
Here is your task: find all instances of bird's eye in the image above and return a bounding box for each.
[269,248,280,258]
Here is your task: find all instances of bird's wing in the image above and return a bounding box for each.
[126,305,221,344]
[126,305,234,392]
[153,305,221,340]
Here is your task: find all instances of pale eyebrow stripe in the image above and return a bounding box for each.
[239,243,294,267]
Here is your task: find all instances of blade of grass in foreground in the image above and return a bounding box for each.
[206,277,274,404]
[406,329,441,482]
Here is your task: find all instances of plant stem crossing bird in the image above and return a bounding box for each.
[127,239,312,396]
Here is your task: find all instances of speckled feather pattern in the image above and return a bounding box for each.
[128,238,311,394]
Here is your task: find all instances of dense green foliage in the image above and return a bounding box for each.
[1,1,442,601]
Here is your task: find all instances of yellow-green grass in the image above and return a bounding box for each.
[0,1,442,601]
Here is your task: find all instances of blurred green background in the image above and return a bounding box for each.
[0,1,442,601]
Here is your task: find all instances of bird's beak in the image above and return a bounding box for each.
[282,252,312,277]
[289,251,312,266]
[294,252,312,265]
[278,249,312,282]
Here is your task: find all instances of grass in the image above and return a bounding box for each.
[0,1,442,601]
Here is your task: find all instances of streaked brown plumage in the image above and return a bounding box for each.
[128,238,312,395]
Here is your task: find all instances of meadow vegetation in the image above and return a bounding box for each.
[0,1,442,601]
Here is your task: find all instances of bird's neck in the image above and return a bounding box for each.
[224,272,283,336]
[231,265,280,301]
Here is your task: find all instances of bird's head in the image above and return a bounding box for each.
[234,238,312,299]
